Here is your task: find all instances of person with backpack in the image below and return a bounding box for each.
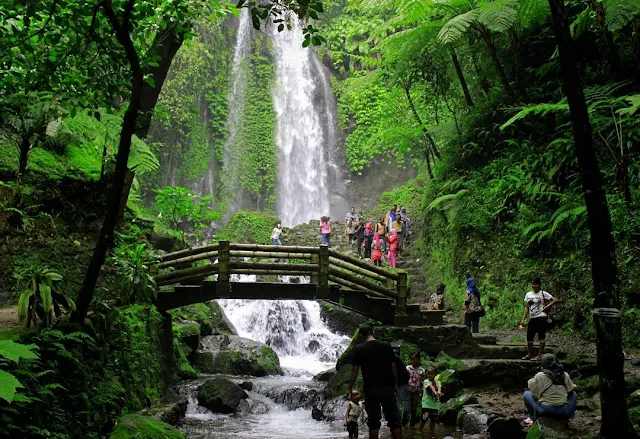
[519,277,558,361]
[463,277,484,333]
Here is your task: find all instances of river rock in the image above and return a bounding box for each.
[369,325,480,359]
[137,395,188,426]
[239,381,254,391]
[312,405,324,421]
[457,405,500,435]
[109,414,185,439]
[488,417,526,439]
[194,335,283,376]
[174,321,200,353]
[319,301,371,336]
[197,377,248,413]
[457,359,539,390]
[313,367,337,382]
[240,398,270,415]
[169,301,237,336]
[439,394,479,425]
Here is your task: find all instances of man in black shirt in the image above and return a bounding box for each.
[347,325,403,439]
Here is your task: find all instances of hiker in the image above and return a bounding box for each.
[347,325,403,439]
[386,206,397,234]
[320,216,331,247]
[392,346,411,429]
[428,283,446,311]
[375,217,387,253]
[270,222,283,245]
[346,207,358,246]
[522,354,577,426]
[463,277,484,333]
[519,277,558,361]
[387,229,398,268]
[355,219,366,259]
[364,221,374,259]
[392,215,403,251]
[419,366,443,438]
[345,389,364,438]
[371,232,383,267]
[399,207,411,249]
[405,352,425,428]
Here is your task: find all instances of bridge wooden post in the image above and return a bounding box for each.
[394,271,408,326]
[310,253,319,285]
[317,245,330,299]
[218,240,231,295]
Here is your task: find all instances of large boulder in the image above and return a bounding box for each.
[197,377,248,413]
[137,395,188,426]
[372,325,480,359]
[194,335,283,376]
[108,414,185,439]
[174,321,200,353]
[319,301,372,336]
[488,417,527,439]
[313,367,337,382]
[457,359,539,391]
[169,301,237,336]
[439,394,479,425]
[457,405,500,436]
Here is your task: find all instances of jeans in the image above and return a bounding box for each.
[407,391,421,426]
[356,235,365,257]
[270,238,282,245]
[523,391,577,420]
[321,233,331,247]
[466,316,479,333]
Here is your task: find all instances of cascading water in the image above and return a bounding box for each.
[271,20,346,226]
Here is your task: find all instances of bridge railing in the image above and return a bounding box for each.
[155,241,407,315]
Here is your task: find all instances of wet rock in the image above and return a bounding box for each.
[488,417,526,439]
[197,377,248,414]
[169,301,237,336]
[318,396,349,422]
[439,394,479,425]
[239,381,254,391]
[319,301,370,336]
[457,405,499,435]
[150,232,183,253]
[174,321,200,353]
[457,359,539,390]
[312,405,324,421]
[138,395,188,426]
[239,398,270,415]
[194,335,282,376]
[308,340,320,353]
[325,365,353,398]
[269,386,321,410]
[313,367,337,382]
[109,414,185,439]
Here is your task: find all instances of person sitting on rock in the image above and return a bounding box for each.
[428,283,446,311]
[345,389,364,438]
[523,353,577,426]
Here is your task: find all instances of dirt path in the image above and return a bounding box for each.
[0,306,21,332]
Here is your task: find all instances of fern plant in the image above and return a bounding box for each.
[16,266,75,328]
[109,243,157,305]
[0,340,39,403]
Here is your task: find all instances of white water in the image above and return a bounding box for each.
[271,20,337,226]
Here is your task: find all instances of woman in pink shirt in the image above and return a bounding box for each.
[320,216,331,247]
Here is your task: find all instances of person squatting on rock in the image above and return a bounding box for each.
[348,325,403,439]
[320,216,331,247]
[345,389,364,438]
[428,283,445,311]
[270,222,283,245]
[387,229,398,268]
[420,366,443,439]
[463,277,484,333]
[404,352,425,428]
[346,207,359,247]
[519,277,558,361]
[522,353,577,426]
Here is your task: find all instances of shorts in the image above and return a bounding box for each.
[527,317,547,342]
[421,408,438,423]
[364,386,402,431]
[346,421,358,435]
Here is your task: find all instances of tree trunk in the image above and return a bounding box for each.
[404,86,441,160]
[547,0,638,437]
[450,48,474,107]
[590,1,623,77]
[18,136,30,177]
[480,28,516,101]
[509,29,528,100]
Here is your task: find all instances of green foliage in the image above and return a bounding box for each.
[217,210,280,244]
[0,340,39,403]
[15,265,75,328]
[154,186,219,242]
[109,243,157,305]
[108,414,186,439]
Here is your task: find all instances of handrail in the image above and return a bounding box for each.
[328,267,397,298]
[230,243,321,254]
[229,250,313,259]
[328,248,400,281]
[157,250,219,269]
[328,257,393,285]
[229,261,318,272]
[158,244,220,263]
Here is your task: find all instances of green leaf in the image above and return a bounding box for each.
[437,10,478,45]
[40,284,53,313]
[0,340,39,363]
[0,370,24,403]
[17,290,34,322]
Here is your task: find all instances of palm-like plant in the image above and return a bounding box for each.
[16,266,75,328]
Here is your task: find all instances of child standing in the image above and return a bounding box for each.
[320,216,331,247]
[387,229,398,268]
[371,232,383,266]
[345,390,363,438]
[420,366,443,439]
[405,352,425,428]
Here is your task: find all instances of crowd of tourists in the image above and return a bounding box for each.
[345,323,576,439]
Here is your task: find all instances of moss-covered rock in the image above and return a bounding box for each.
[438,393,479,425]
[108,414,185,439]
[319,301,372,336]
[169,301,236,336]
[194,335,282,376]
[197,377,248,413]
[137,395,188,426]
[174,321,201,352]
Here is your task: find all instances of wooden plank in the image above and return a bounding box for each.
[158,244,219,262]
[328,274,388,298]
[329,257,393,284]
[230,250,312,259]
[230,243,321,254]
[230,269,314,276]
[156,264,218,283]
[327,289,395,324]
[328,267,397,298]
[328,248,399,280]
[157,251,218,269]
[229,261,318,272]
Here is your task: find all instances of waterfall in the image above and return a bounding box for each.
[271,20,345,227]
[220,9,253,213]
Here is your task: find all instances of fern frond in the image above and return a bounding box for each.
[604,0,640,32]
[428,189,469,210]
[522,221,547,236]
[517,0,549,29]
[500,102,569,130]
[478,0,517,33]
[570,8,595,38]
[437,10,479,45]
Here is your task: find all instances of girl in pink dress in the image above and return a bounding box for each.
[371,232,383,266]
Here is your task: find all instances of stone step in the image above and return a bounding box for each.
[471,344,559,360]
[472,334,497,345]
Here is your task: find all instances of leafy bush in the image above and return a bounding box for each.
[216,210,279,244]
[154,186,219,242]
[15,266,75,327]
[109,243,157,305]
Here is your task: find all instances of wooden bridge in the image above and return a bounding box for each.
[155,241,442,326]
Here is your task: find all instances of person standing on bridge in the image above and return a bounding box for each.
[320,216,331,247]
[348,325,403,439]
[270,222,283,245]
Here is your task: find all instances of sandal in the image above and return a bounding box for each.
[523,418,534,426]
[521,355,532,360]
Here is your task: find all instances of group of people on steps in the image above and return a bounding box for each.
[345,324,577,439]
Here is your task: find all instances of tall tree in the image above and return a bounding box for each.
[546,0,638,436]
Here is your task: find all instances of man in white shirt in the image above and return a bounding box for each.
[519,277,558,361]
